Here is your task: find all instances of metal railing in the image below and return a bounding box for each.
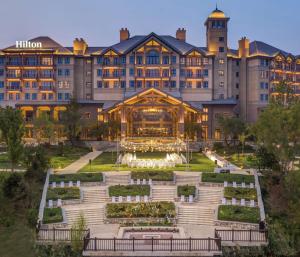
[37,228,90,242]
[215,229,268,242]
[83,237,221,252]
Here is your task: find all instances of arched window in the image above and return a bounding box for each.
[146,50,160,65]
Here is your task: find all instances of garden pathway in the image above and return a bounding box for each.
[58,151,102,174]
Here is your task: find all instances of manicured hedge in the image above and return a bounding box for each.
[218,205,260,223]
[109,185,150,197]
[177,185,196,197]
[224,187,257,200]
[43,208,63,224]
[46,187,80,201]
[106,202,176,218]
[49,173,103,183]
[202,173,255,184]
[131,171,173,181]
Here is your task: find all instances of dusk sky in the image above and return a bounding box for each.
[1,0,299,54]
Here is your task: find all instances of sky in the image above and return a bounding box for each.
[0,0,299,54]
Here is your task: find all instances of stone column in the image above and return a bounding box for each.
[178,107,184,139]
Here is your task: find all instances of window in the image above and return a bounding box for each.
[236,60,240,66]
[136,81,142,88]
[219,82,224,87]
[24,82,30,88]
[0,69,4,76]
[219,94,224,99]
[236,83,239,89]
[260,71,269,79]
[0,93,4,101]
[260,82,269,89]
[137,56,143,65]
[0,57,4,65]
[103,57,110,65]
[32,93,37,100]
[97,69,102,76]
[180,81,185,88]
[129,68,134,76]
[58,93,63,100]
[170,81,176,88]
[203,69,208,77]
[113,57,118,65]
[57,57,63,64]
[129,55,135,64]
[260,59,269,67]
[42,93,47,100]
[25,93,30,100]
[203,81,209,88]
[236,72,239,77]
[9,93,13,100]
[218,70,224,76]
[146,50,160,65]
[137,69,143,77]
[162,56,169,64]
[65,57,70,64]
[16,93,20,100]
[171,56,177,64]
[212,20,225,29]
[260,94,269,102]
[32,82,37,88]
[58,69,63,76]
[202,114,208,122]
[219,37,224,42]
[130,80,135,88]
[196,82,202,88]
[214,129,221,140]
[64,69,70,76]
[65,93,70,100]
[121,69,126,76]
[162,69,169,77]
[236,94,239,100]
[171,69,176,77]
[0,81,4,88]
[97,57,103,64]
[219,59,224,64]
[97,81,102,88]
[163,81,169,88]
[48,93,53,100]
[219,47,224,53]
[121,56,126,64]
[121,81,126,88]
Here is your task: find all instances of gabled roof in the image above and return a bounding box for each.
[249,41,292,57]
[3,36,73,54]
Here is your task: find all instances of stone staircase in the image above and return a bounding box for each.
[197,187,223,206]
[104,172,130,185]
[175,172,201,185]
[64,205,105,227]
[177,206,215,225]
[82,187,108,204]
[152,186,176,201]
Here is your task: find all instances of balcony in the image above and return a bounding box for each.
[185,74,204,79]
[6,74,21,79]
[102,74,120,78]
[39,85,55,91]
[6,85,21,91]
[23,74,37,79]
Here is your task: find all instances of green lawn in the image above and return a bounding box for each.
[108,185,150,197]
[202,173,255,184]
[79,152,216,172]
[224,187,257,200]
[218,205,260,223]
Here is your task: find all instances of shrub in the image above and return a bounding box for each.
[218,205,260,223]
[106,202,176,218]
[43,208,63,224]
[49,173,103,183]
[109,185,150,197]
[46,187,80,201]
[202,173,255,184]
[224,187,257,200]
[131,171,173,181]
[177,185,196,197]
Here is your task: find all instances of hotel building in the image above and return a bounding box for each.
[0,8,299,141]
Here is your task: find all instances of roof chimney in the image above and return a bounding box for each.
[238,37,250,58]
[120,28,130,42]
[176,28,186,42]
[73,38,88,55]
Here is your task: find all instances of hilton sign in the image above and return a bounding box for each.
[16,41,42,48]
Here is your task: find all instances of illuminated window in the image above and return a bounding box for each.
[202,114,208,122]
[218,70,224,76]
[219,82,224,87]
[219,59,224,64]
[214,129,221,140]
[203,108,208,113]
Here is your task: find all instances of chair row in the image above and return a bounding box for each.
[130,179,152,185]
[222,197,256,207]
[112,195,149,203]
[224,181,255,188]
[50,181,80,188]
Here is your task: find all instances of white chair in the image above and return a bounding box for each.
[233,182,237,188]
[250,183,254,189]
[242,182,246,188]
[224,181,228,187]
[112,196,116,203]
[241,199,246,206]
[148,179,152,185]
[76,181,80,187]
[144,195,149,202]
[136,195,140,202]
[52,182,56,188]
[48,200,53,208]
[130,179,134,185]
[232,198,237,205]
[69,181,73,187]
[137,179,141,185]
[250,200,255,207]
[127,196,131,202]
[222,198,227,205]
[188,195,194,203]
[142,179,146,185]
[118,196,123,203]
[60,181,65,188]
[180,195,185,202]
[57,199,62,207]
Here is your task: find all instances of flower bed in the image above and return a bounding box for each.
[106,202,176,218]
[177,185,196,197]
[202,173,255,184]
[131,171,174,181]
[218,205,260,223]
[49,173,103,183]
[224,187,257,200]
[43,208,63,224]
[109,185,150,197]
[46,187,80,201]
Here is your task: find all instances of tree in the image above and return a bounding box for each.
[71,213,87,254]
[184,121,202,140]
[217,116,246,147]
[0,107,25,172]
[61,99,82,145]
[91,122,110,140]
[108,120,121,140]
[33,112,55,144]
[254,146,279,171]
